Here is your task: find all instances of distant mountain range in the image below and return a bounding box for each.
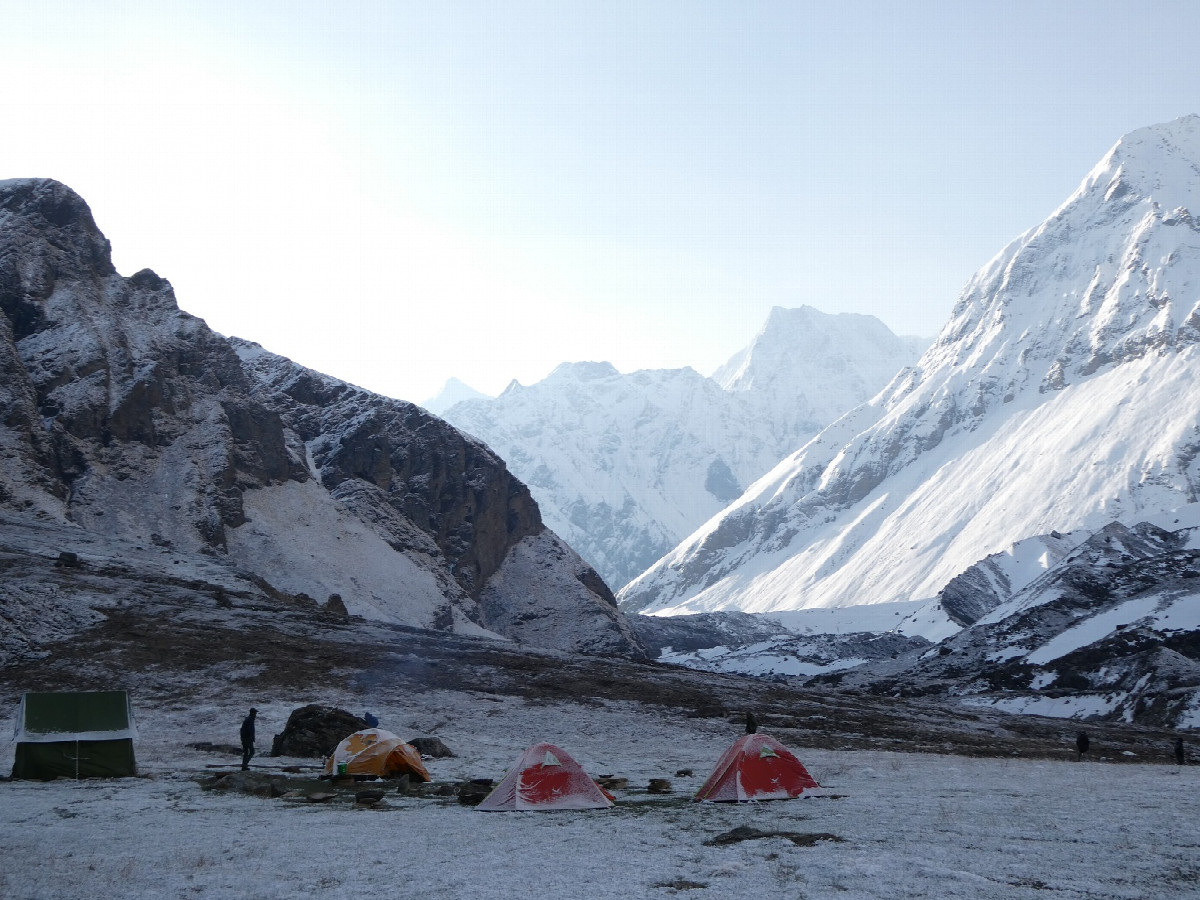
[423,377,491,416]
[439,307,925,588]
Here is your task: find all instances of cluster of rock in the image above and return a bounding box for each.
[269,705,369,757]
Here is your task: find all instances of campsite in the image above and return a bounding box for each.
[2,691,1198,899]
[2,598,1198,899]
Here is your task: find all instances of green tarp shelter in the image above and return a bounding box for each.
[11,691,137,779]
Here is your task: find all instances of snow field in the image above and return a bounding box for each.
[2,692,1197,899]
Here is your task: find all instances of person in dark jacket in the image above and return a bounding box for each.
[1075,730,1089,761]
[1176,736,1186,766]
[364,711,379,728]
[240,708,257,771]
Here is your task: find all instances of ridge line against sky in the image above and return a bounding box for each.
[3,1,1200,404]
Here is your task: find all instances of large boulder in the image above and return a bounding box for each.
[408,736,455,758]
[270,705,366,758]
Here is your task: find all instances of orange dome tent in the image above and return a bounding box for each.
[322,728,430,781]
[476,742,613,811]
[693,733,818,802]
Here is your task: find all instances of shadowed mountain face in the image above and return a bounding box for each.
[0,177,642,658]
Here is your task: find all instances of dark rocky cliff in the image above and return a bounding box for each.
[0,179,303,545]
[234,341,544,602]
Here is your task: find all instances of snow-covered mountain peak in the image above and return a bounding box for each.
[442,308,921,590]
[915,114,1200,421]
[546,360,622,382]
[715,305,921,393]
[1078,114,1200,211]
[421,377,490,415]
[620,117,1200,621]
[712,305,926,437]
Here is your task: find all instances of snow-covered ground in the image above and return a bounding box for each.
[2,692,1197,899]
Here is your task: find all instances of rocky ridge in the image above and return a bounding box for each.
[848,518,1200,728]
[0,177,640,657]
[631,515,1200,728]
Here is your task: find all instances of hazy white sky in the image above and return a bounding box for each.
[4,1,1199,403]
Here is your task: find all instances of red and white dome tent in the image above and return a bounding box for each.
[693,733,819,802]
[477,742,614,811]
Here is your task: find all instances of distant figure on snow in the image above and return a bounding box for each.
[1175,736,1186,766]
[1075,730,1089,761]
[240,708,257,771]
[745,711,758,735]
[364,711,379,728]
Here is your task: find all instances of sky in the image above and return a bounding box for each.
[3,1,1200,405]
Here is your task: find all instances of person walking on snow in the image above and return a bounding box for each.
[240,708,257,771]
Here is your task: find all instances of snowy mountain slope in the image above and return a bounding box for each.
[621,115,1200,621]
[229,343,642,656]
[0,178,641,657]
[657,628,928,680]
[713,305,927,445]
[443,362,777,589]
[631,514,1200,728]
[442,310,922,589]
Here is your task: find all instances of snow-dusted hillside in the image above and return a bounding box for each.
[621,115,1200,625]
[0,178,641,657]
[635,511,1200,728]
[845,514,1200,728]
[442,309,922,588]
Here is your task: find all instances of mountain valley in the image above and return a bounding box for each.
[4,119,1200,747]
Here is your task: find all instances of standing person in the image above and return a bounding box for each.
[240,708,257,771]
[1075,730,1089,761]
[1175,736,1186,766]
